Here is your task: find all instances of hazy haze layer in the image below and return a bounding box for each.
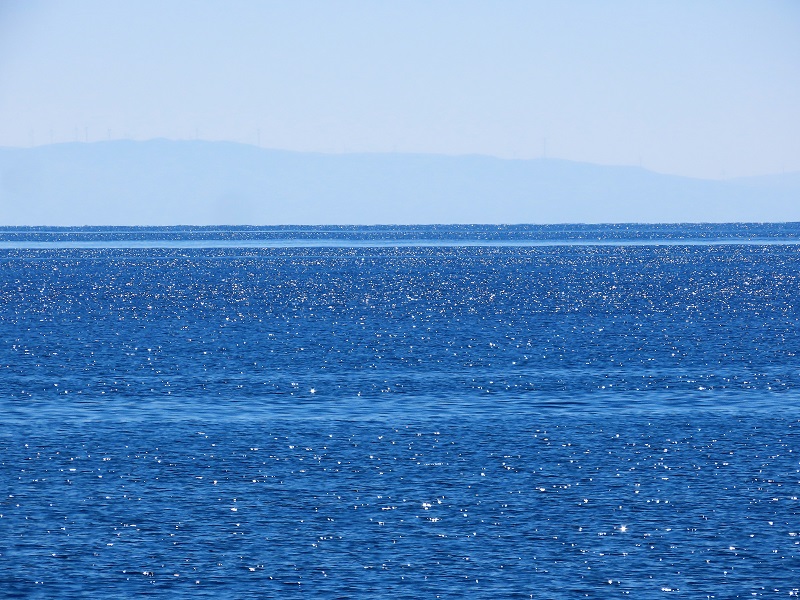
[2,140,799,226]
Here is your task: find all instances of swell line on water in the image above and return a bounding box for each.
[2,238,800,249]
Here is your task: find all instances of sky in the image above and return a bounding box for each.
[0,0,798,179]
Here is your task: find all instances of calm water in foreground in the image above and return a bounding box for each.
[2,224,800,598]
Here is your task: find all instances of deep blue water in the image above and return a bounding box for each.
[2,224,800,597]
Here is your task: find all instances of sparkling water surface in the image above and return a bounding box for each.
[2,225,800,597]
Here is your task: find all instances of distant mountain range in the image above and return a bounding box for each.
[1,140,798,225]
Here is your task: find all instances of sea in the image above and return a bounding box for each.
[1,223,800,598]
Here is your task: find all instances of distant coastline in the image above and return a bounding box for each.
[2,140,799,226]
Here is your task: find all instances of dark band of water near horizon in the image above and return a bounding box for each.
[1,222,800,248]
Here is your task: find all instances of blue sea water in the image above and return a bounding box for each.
[2,224,800,598]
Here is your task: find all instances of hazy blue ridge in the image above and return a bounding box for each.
[1,139,799,225]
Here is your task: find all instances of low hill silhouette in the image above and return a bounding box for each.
[1,140,798,225]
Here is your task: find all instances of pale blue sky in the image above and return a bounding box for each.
[0,0,798,178]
